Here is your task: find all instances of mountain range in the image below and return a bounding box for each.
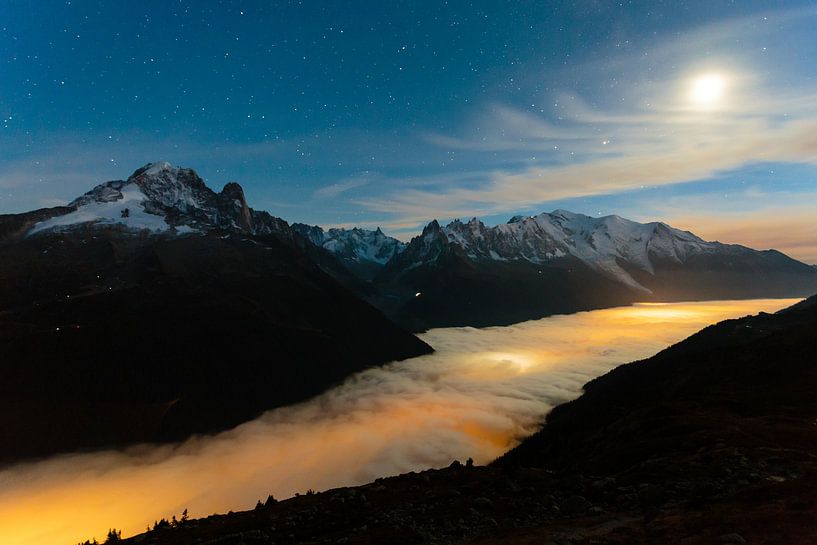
[370,211,816,329]
[289,209,816,330]
[291,223,406,281]
[2,161,815,462]
[9,161,816,331]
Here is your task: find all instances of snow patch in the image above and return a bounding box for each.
[293,224,407,265]
[29,183,170,234]
[174,224,200,235]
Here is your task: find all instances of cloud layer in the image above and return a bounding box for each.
[0,299,797,545]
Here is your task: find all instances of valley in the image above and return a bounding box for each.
[3,162,813,466]
[4,5,817,545]
[0,299,796,545]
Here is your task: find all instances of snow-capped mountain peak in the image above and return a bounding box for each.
[28,162,286,237]
[128,161,209,213]
[140,160,174,175]
[394,210,724,292]
[291,223,406,280]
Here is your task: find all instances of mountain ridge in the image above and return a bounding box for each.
[5,161,815,332]
[19,161,289,238]
[291,223,406,281]
[8,161,813,294]
[393,210,806,293]
[374,212,817,330]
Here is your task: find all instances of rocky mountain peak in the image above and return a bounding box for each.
[132,160,173,176]
[389,209,752,292]
[290,222,407,280]
[127,161,209,212]
[422,219,442,234]
[379,219,452,273]
[220,181,247,202]
[25,162,288,238]
[218,182,253,231]
[418,219,453,244]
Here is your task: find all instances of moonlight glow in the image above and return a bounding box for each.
[691,74,727,105]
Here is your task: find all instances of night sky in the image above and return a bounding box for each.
[1,1,816,260]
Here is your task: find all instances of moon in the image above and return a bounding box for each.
[690,74,726,105]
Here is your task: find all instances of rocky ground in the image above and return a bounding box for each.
[114,452,816,545]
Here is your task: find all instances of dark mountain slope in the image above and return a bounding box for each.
[626,247,817,301]
[498,293,817,474]
[373,213,817,330]
[375,220,642,330]
[292,223,406,281]
[378,250,638,331]
[0,205,75,241]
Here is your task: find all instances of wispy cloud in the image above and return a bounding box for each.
[356,8,817,236]
[422,103,596,152]
[312,175,371,199]
[362,118,817,223]
[662,206,817,265]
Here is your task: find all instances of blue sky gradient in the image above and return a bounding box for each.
[1,1,816,260]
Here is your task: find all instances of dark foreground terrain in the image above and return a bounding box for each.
[110,294,817,545]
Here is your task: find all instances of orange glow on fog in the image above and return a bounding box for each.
[0,298,797,545]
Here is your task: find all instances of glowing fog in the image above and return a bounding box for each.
[0,299,796,545]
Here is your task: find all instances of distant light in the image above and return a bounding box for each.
[415,292,422,297]
[691,74,726,105]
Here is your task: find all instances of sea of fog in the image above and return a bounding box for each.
[0,299,797,545]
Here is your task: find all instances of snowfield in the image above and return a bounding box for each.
[29,184,171,234]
